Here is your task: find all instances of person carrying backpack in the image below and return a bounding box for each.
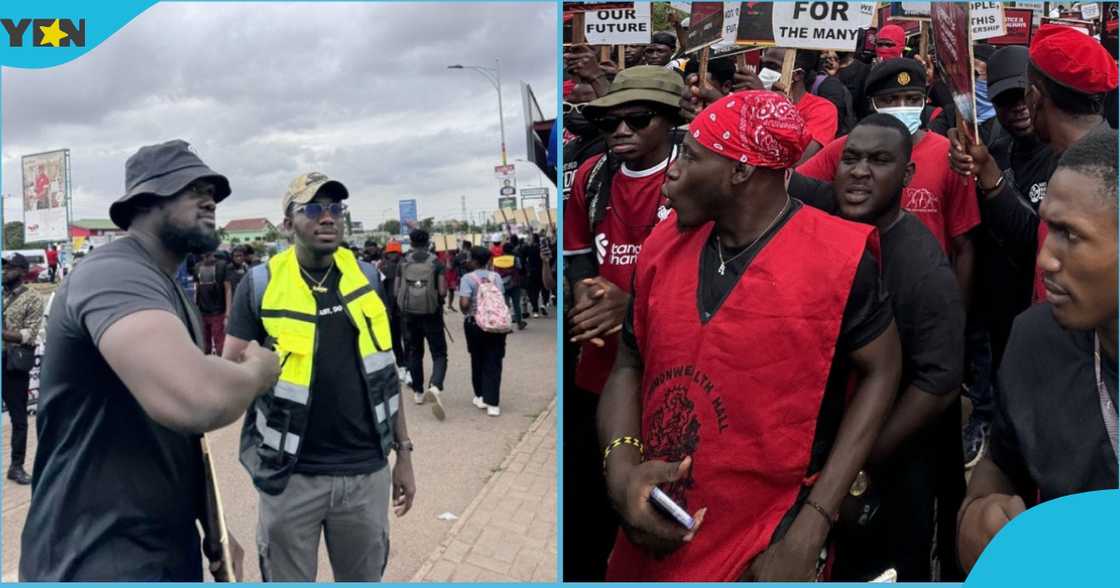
[457,246,510,417]
[396,229,449,419]
[493,241,527,330]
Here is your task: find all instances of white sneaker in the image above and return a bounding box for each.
[472,396,487,409]
[402,369,412,387]
[487,405,501,417]
[426,385,446,421]
[531,312,539,318]
[413,391,425,405]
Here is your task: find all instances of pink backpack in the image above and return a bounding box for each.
[473,274,512,333]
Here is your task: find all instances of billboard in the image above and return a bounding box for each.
[21,149,69,242]
[399,198,418,234]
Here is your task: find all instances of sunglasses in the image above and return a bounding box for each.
[588,111,659,132]
[294,202,348,220]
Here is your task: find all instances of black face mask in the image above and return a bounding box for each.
[564,111,599,138]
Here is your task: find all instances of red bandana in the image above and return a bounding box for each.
[688,90,810,169]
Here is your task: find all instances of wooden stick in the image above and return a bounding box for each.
[698,46,711,90]
[920,20,930,60]
[779,48,797,95]
[573,12,586,44]
[600,45,610,63]
[618,44,626,70]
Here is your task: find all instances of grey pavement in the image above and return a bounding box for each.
[2,312,557,582]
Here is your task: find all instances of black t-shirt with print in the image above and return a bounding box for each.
[228,264,386,475]
[194,261,227,315]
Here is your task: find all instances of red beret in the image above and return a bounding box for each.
[1029,24,1118,94]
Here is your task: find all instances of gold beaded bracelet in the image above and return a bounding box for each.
[602,436,644,472]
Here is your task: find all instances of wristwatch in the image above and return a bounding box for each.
[393,440,415,452]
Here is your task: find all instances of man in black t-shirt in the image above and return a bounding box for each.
[958,130,1119,574]
[224,173,416,581]
[193,251,229,355]
[828,115,966,582]
[21,140,280,581]
[226,245,250,297]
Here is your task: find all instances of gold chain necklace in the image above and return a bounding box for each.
[300,261,335,293]
[716,196,790,276]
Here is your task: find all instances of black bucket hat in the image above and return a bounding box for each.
[109,139,231,229]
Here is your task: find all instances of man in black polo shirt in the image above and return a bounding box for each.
[957,129,1119,573]
[827,115,967,582]
[21,140,280,581]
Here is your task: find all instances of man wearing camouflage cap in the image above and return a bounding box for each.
[223,172,415,581]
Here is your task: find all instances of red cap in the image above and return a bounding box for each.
[385,240,402,254]
[1030,24,1118,94]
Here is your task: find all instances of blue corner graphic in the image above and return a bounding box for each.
[0,0,156,69]
[966,489,1119,585]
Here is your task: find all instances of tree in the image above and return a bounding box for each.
[3,222,25,250]
[419,217,435,232]
[263,227,280,242]
[380,219,401,234]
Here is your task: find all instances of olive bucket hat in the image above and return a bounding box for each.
[580,65,686,123]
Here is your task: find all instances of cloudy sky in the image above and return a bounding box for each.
[2,2,557,231]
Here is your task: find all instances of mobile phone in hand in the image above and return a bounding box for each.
[649,487,695,530]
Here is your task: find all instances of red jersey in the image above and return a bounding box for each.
[796,92,839,147]
[563,149,676,393]
[46,249,58,265]
[797,131,980,253]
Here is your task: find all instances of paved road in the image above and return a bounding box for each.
[2,312,556,582]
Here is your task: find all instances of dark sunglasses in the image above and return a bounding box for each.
[294,202,347,220]
[588,110,658,132]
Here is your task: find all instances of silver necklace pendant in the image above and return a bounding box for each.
[311,285,327,293]
[718,262,726,275]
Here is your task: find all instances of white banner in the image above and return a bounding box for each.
[1081,3,1101,20]
[712,2,742,50]
[584,2,651,45]
[772,2,876,51]
[21,150,69,243]
[971,2,1007,40]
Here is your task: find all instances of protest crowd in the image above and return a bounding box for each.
[2,137,556,580]
[563,1,1119,582]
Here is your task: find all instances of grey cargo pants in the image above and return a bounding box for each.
[257,467,391,581]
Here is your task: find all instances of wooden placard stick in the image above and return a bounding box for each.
[698,45,711,90]
[920,20,930,60]
[573,11,586,44]
[600,45,611,63]
[618,44,626,70]
[779,48,797,95]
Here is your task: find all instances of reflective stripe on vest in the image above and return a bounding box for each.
[375,393,400,423]
[256,407,300,455]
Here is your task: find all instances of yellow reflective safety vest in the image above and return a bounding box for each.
[238,247,398,495]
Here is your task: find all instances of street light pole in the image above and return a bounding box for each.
[448,60,508,166]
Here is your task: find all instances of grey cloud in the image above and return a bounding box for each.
[2,2,557,229]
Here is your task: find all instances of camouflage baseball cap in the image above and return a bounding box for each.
[281,172,348,215]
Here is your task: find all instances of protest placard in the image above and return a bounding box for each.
[931,2,980,139]
[583,3,651,45]
[736,2,875,52]
[971,2,1007,39]
[564,2,635,13]
[1081,3,1101,20]
[988,8,1033,44]
[686,2,724,52]
[890,2,932,19]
